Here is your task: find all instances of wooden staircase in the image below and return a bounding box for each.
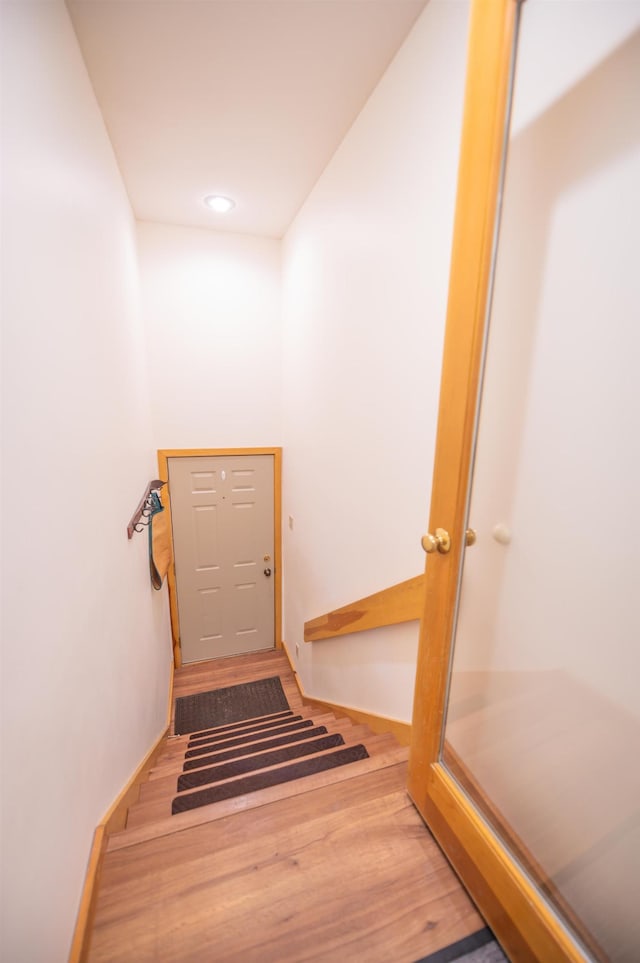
[85,650,487,961]
[126,711,402,829]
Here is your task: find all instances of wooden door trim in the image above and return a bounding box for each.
[421,765,585,962]
[407,1,587,959]
[157,448,282,669]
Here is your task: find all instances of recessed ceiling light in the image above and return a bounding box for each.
[204,194,235,214]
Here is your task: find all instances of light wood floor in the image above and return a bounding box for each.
[87,650,487,962]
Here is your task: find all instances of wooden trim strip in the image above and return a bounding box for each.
[421,764,586,963]
[157,448,280,457]
[442,743,607,962]
[304,574,424,643]
[67,825,107,963]
[298,692,411,748]
[408,0,520,776]
[282,642,411,746]
[68,729,169,962]
[102,728,170,835]
[166,660,175,732]
[273,448,283,649]
[69,662,175,961]
[158,447,283,668]
[157,450,182,669]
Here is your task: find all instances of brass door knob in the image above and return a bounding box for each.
[421,528,451,555]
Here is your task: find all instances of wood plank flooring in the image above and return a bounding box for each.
[87,650,487,962]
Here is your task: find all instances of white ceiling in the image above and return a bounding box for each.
[67,0,428,238]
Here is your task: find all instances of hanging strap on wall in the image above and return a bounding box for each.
[148,491,172,590]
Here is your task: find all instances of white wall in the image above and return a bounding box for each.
[1,3,171,960]
[137,222,282,449]
[280,0,470,721]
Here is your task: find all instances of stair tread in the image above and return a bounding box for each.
[152,716,368,766]
[114,743,410,843]
[110,761,410,854]
[177,708,297,741]
[91,759,487,963]
[127,735,390,826]
[172,742,372,815]
[127,733,404,829]
[156,709,346,763]
[144,723,376,792]
[122,654,408,850]
[177,731,350,792]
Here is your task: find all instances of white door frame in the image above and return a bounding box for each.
[158,448,282,669]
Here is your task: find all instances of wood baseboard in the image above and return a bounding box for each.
[69,660,175,962]
[68,728,170,962]
[102,724,172,836]
[68,825,108,963]
[282,641,411,747]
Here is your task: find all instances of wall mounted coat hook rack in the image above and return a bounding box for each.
[127,479,167,539]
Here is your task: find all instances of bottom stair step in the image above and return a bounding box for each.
[117,742,408,841]
[172,743,369,814]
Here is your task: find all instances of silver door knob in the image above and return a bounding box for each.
[264,568,272,577]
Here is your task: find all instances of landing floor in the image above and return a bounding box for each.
[88,650,487,962]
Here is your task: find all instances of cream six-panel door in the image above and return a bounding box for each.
[168,454,275,663]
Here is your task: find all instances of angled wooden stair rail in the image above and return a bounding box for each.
[303,573,425,643]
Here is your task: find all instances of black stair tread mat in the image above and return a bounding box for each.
[174,676,289,735]
[188,715,304,748]
[185,719,314,757]
[183,726,330,771]
[172,744,370,814]
[177,733,346,791]
[187,710,294,741]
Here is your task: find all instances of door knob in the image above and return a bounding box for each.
[421,528,451,555]
[263,568,272,577]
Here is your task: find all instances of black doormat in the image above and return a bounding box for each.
[185,719,314,757]
[183,726,329,771]
[172,744,369,814]
[413,927,506,963]
[177,733,346,792]
[174,676,289,735]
